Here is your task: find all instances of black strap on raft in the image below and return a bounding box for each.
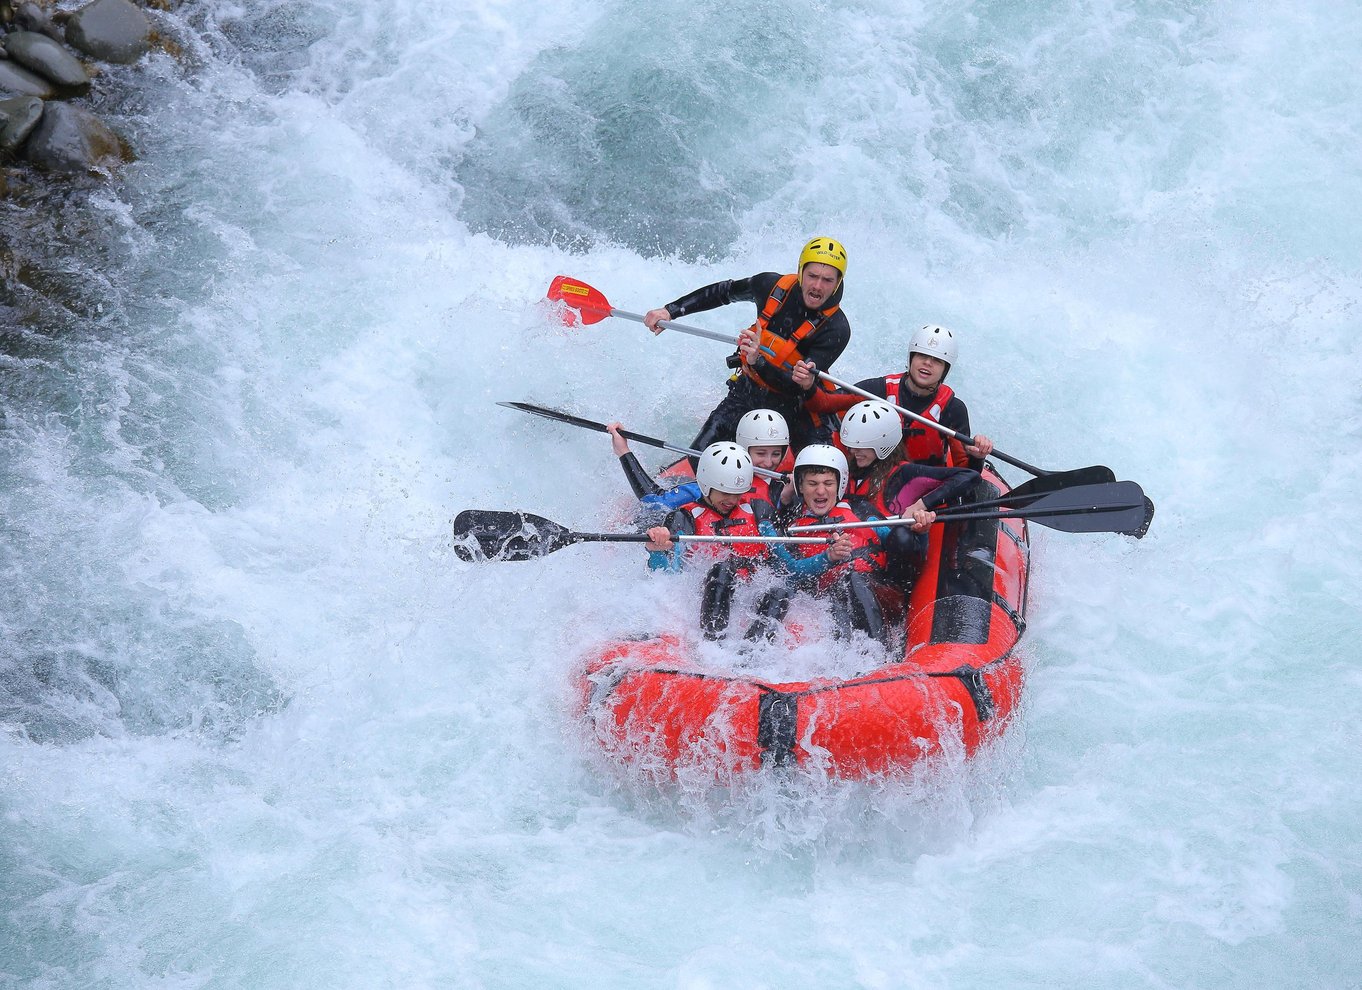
[930,665,997,723]
[997,517,1029,556]
[992,590,1026,637]
[757,689,799,767]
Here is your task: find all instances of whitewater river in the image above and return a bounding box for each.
[3,0,1360,986]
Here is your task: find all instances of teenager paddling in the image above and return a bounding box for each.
[800,323,994,470]
[642,442,781,641]
[643,237,851,458]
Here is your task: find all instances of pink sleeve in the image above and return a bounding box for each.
[887,477,941,515]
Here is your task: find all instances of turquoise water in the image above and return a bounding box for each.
[2,0,1360,986]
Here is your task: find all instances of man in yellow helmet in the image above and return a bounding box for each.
[643,237,852,458]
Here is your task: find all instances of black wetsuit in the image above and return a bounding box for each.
[663,273,851,457]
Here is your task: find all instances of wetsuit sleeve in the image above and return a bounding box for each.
[762,476,789,510]
[749,498,776,527]
[804,374,887,415]
[647,508,693,572]
[940,396,978,470]
[758,519,834,578]
[619,452,663,500]
[665,273,781,319]
[884,464,981,514]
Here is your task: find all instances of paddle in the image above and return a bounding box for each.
[815,369,1115,482]
[546,275,1118,485]
[497,401,785,481]
[788,481,1151,537]
[452,510,831,563]
[961,468,1117,510]
[546,276,737,345]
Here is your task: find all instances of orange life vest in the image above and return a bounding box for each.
[742,273,840,391]
[884,376,958,465]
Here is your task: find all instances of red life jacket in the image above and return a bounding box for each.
[743,447,793,507]
[741,273,840,391]
[845,466,901,517]
[791,501,885,580]
[884,376,958,465]
[685,499,766,561]
[846,475,871,500]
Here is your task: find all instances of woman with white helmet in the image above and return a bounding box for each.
[839,399,981,591]
[839,399,979,515]
[733,408,790,470]
[732,408,793,506]
[796,323,994,469]
[743,444,886,643]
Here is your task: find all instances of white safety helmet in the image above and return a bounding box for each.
[793,444,848,501]
[839,400,903,460]
[734,408,790,450]
[695,441,753,497]
[908,323,958,370]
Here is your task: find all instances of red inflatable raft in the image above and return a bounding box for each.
[576,465,1029,779]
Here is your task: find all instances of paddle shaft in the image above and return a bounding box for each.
[789,502,1144,534]
[498,402,783,481]
[572,532,830,546]
[815,370,1055,477]
[597,308,1052,475]
[549,277,1119,487]
[609,307,739,346]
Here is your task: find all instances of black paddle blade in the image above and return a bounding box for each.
[1126,495,1156,539]
[498,401,609,436]
[967,467,1122,513]
[936,481,1148,535]
[452,510,575,562]
[1010,465,1116,495]
[1027,480,1148,534]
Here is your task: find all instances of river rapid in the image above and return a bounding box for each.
[2,1,1360,987]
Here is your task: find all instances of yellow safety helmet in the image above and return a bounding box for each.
[797,236,847,278]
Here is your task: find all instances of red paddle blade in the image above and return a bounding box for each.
[546,275,611,326]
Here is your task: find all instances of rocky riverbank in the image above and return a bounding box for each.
[1,0,175,341]
[0,0,158,173]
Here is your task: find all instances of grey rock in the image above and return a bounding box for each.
[66,0,151,64]
[3,31,90,90]
[0,94,43,152]
[0,58,55,97]
[20,101,125,172]
[15,3,65,42]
